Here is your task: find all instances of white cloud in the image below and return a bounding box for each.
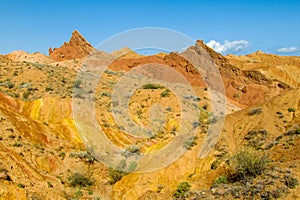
[206,40,250,54]
[277,46,299,53]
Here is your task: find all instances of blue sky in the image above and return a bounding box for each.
[1,0,300,55]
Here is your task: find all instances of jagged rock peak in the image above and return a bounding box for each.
[49,30,95,61]
[69,30,92,47]
[195,40,205,47]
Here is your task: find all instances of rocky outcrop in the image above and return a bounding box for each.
[111,47,142,59]
[49,30,95,61]
[6,50,52,64]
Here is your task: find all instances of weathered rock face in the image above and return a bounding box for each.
[111,47,142,59]
[49,30,95,61]
[6,50,52,64]
[180,40,295,106]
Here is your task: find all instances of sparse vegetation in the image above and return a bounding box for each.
[284,175,298,189]
[58,152,66,160]
[67,172,93,187]
[285,128,299,136]
[100,92,111,97]
[276,134,284,141]
[0,81,14,89]
[173,181,191,198]
[74,79,82,88]
[287,107,296,112]
[104,69,117,75]
[214,175,228,185]
[157,184,164,193]
[69,150,96,163]
[47,181,53,188]
[211,159,220,170]
[22,89,31,99]
[108,159,129,184]
[108,159,138,184]
[244,129,267,149]
[122,145,141,157]
[161,89,170,97]
[166,107,172,112]
[12,142,22,147]
[61,77,66,83]
[142,83,164,90]
[248,107,262,116]
[208,115,218,124]
[227,149,269,181]
[45,87,53,92]
[17,183,25,188]
[7,82,14,89]
[233,93,239,98]
[183,136,198,150]
[108,167,128,185]
[171,126,177,135]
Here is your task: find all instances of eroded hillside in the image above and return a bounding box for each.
[0,30,299,200]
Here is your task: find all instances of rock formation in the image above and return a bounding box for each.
[49,30,95,61]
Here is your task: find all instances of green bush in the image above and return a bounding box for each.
[100,92,111,97]
[214,175,228,185]
[67,172,93,187]
[17,183,25,188]
[248,107,262,116]
[208,115,218,124]
[108,159,129,184]
[104,69,117,75]
[108,168,128,185]
[61,77,67,83]
[284,175,298,189]
[74,79,82,88]
[183,136,198,150]
[211,159,220,170]
[228,149,269,181]
[23,89,31,99]
[47,181,53,188]
[12,142,22,147]
[287,108,296,112]
[45,87,53,92]
[69,149,95,163]
[122,145,141,157]
[173,181,191,198]
[74,189,83,199]
[142,83,164,90]
[7,82,14,89]
[58,152,66,160]
[161,89,170,97]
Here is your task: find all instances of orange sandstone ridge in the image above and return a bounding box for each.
[49,30,95,61]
